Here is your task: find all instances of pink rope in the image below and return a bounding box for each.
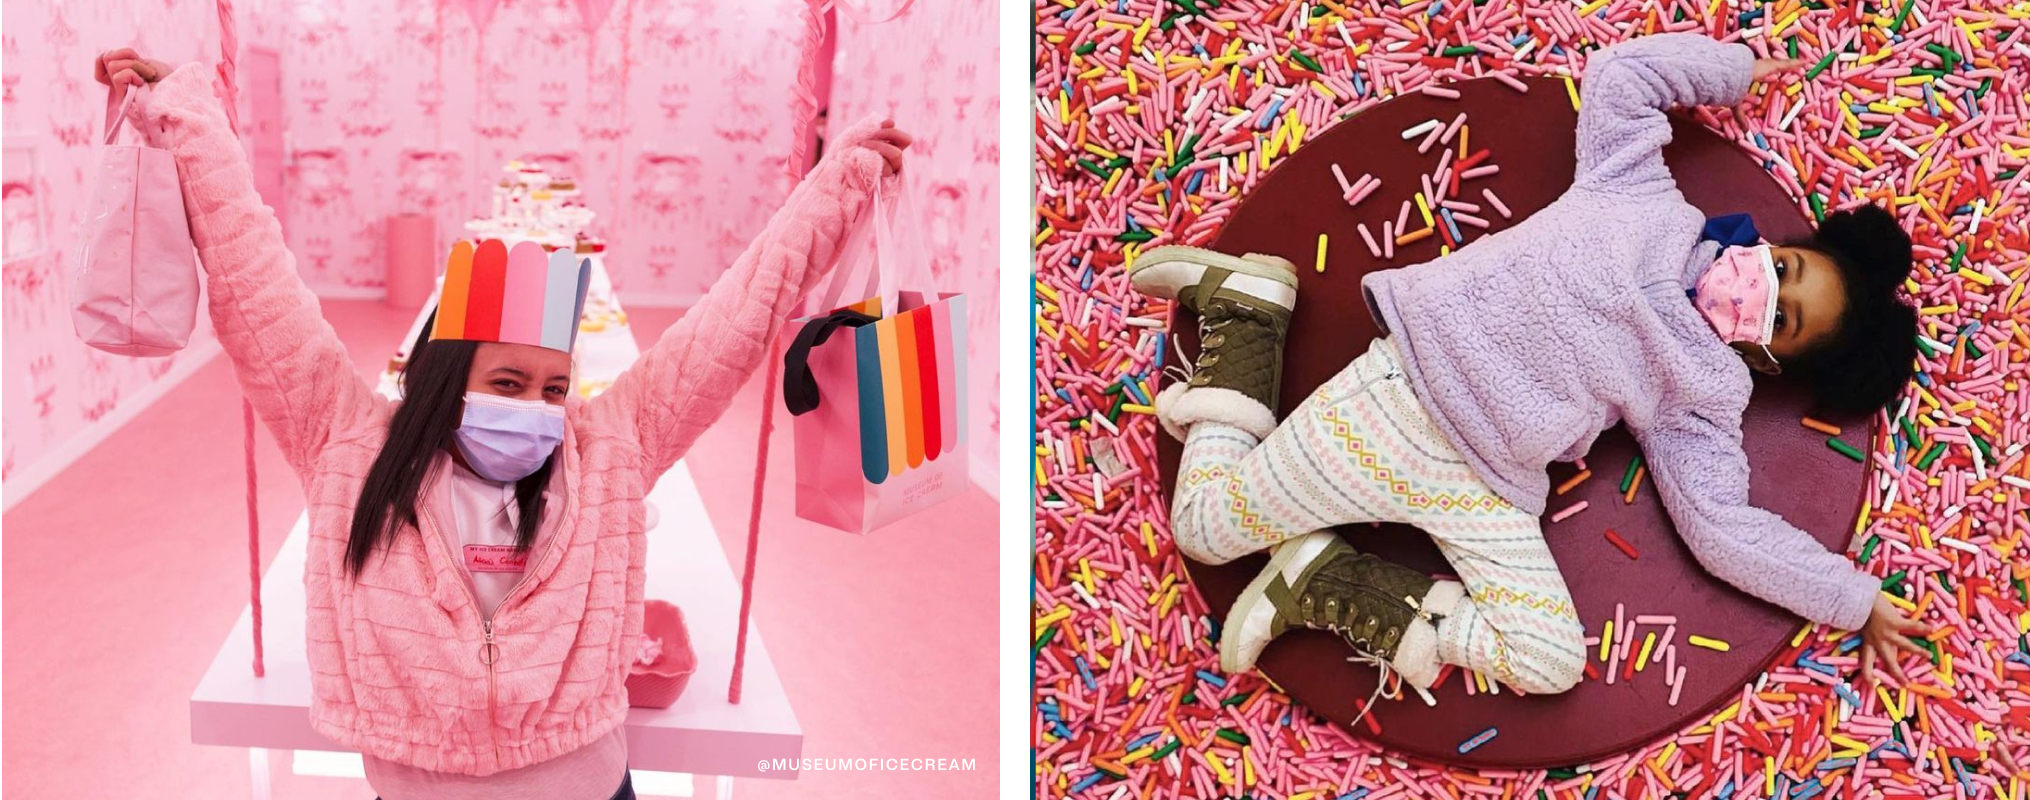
[245,399,264,676]
[780,0,827,184]
[727,361,779,704]
[210,0,262,678]
[213,0,240,134]
[730,0,829,705]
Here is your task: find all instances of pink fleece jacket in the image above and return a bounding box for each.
[135,64,884,775]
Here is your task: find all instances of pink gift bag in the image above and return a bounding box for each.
[71,87,200,357]
[781,182,968,534]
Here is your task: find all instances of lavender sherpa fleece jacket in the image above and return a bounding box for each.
[1360,33,1880,631]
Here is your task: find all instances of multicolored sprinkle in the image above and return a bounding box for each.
[1033,0,2029,798]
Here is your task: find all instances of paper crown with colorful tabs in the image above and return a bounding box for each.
[430,239,592,353]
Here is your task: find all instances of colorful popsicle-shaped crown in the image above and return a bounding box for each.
[430,239,591,353]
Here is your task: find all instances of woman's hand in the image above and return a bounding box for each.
[1751,58,1808,84]
[859,120,913,177]
[1856,593,1931,687]
[95,48,174,106]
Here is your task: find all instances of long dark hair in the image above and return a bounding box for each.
[345,313,554,578]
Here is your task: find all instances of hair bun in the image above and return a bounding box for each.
[1817,205,1913,290]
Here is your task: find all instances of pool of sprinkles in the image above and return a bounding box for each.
[1032,0,2029,798]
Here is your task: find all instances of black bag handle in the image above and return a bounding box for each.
[782,309,878,416]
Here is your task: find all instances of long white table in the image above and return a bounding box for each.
[189,458,801,797]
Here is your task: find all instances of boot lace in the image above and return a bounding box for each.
[1159,303,1269,387]
[1344,649,1437,730]
[1328,594,1441,730]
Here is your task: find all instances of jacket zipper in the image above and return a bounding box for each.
[421,504,507,766]
[420,499,564,767]
[480,619,500,763]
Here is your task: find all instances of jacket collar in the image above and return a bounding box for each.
[1680,238,1722,289]
[1683,213,1760,288]
[427,448,565,533]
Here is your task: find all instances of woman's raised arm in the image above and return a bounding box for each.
[582,118,908,477]
[110,52,387,478]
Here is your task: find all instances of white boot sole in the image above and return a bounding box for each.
[1220,532,1333,674]
[1130,246,1298,311]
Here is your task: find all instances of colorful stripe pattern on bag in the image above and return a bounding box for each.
[843,297,882,318]
[430,239,591,353]
[855,300,961,484]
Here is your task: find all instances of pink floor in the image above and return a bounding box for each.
[2,300,997,799]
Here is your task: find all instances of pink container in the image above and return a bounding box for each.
[626,600,697,708]
[384,213,437,309]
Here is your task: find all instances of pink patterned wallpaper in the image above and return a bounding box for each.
[1,0,997,496]
[828,0,1000,489]
[275,0,808,303]
[1,0,285,491]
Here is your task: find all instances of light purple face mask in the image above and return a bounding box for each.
[454,392,565,482]
[1693,244,1782,372]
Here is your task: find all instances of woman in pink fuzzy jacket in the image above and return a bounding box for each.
[97,49,908,799]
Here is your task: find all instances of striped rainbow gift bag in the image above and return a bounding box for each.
[780,182,968,534]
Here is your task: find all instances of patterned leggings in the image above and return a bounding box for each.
[1173,338,1587,694]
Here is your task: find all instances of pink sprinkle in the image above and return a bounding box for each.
[1423,85,1462,100]
[1491,71,1530,93]
[1668,666,1687,706]
[1550,500,1589,523]
[1416,124,1445,154]
[1483,187,1513,218]
[1460,164,1501,180]
[1331,162,1353,194]
[1440,111,1468,144]
[1635,615,1678,625]
[1347,179,1380,208]
[1358,223,1381,258]
[1347,175,1379,207]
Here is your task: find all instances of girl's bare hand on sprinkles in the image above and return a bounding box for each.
[1750,57,1809,83]
[1856,593,1932,688]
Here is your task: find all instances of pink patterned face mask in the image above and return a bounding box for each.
[1692,244,1782,370]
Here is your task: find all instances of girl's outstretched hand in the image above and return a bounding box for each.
[1856,593,1931,688]
[1751,58,1808,84]
[95,48,174,107]
[859,120,913,177]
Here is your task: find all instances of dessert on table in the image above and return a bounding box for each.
[379,159,639,402]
